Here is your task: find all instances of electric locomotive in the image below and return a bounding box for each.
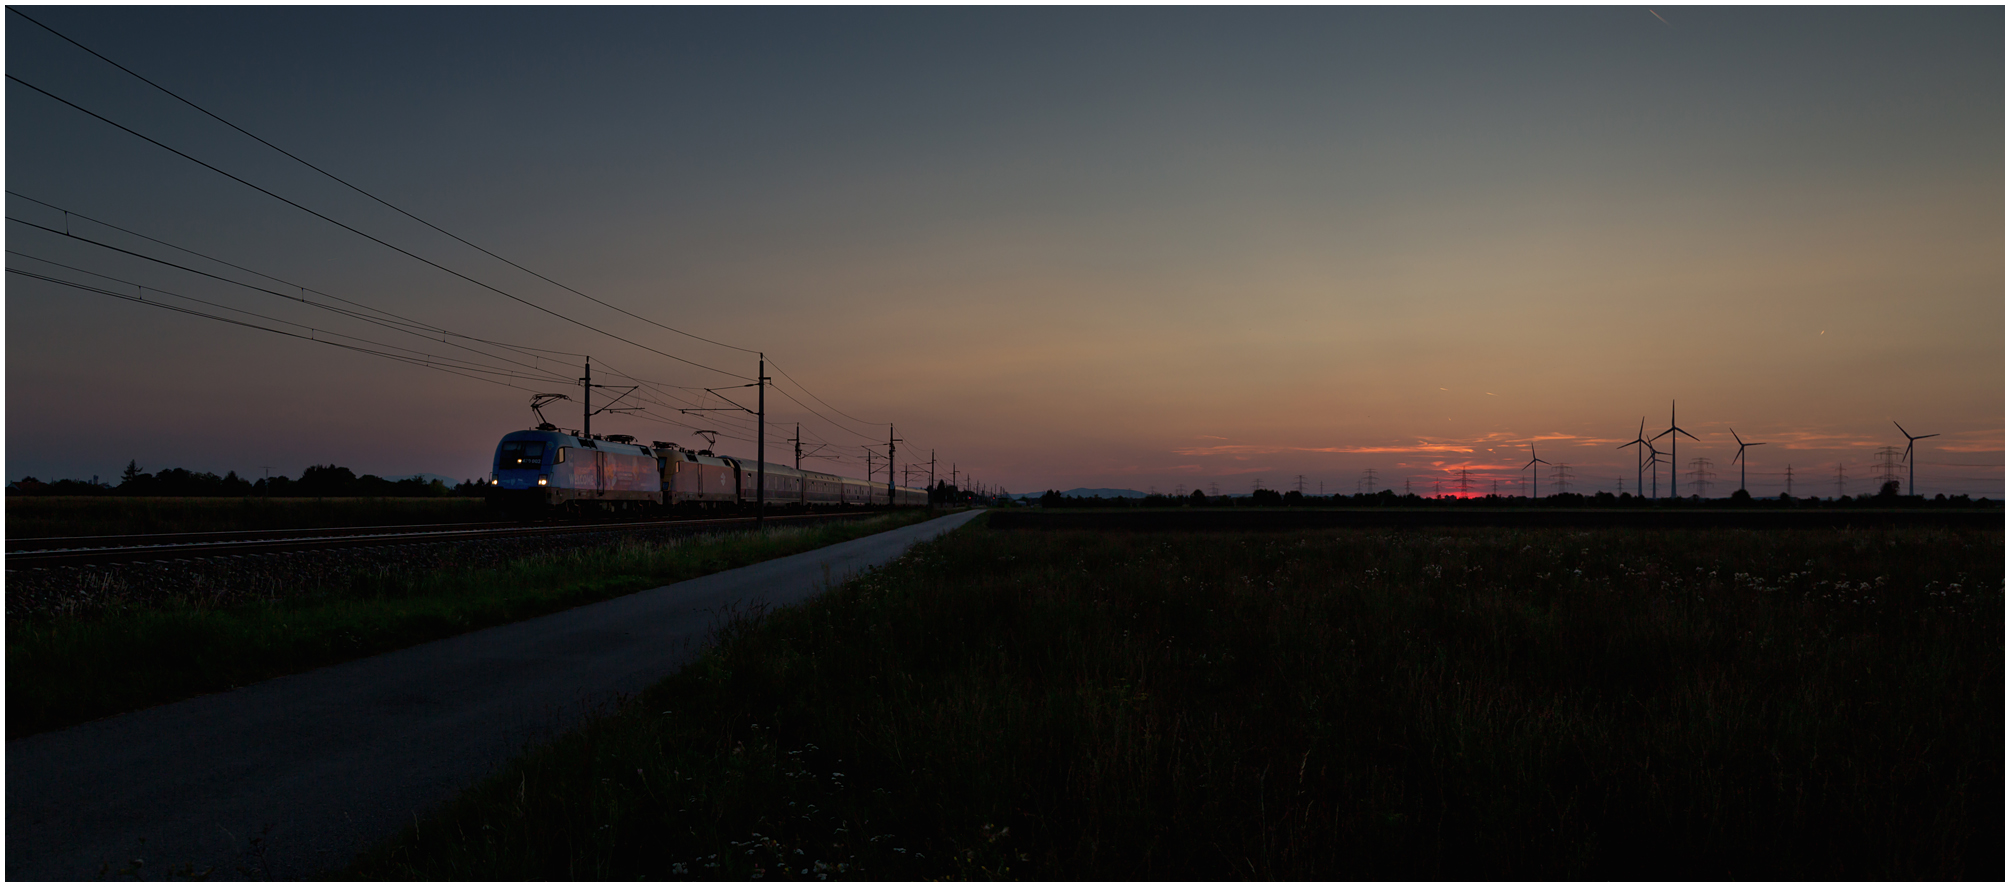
[487,425,927,513]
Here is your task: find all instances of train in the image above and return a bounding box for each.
[485,425,928,513]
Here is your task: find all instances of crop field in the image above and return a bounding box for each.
[354,518,2002,880]
[6,511,933,738]
[6,495,493,538]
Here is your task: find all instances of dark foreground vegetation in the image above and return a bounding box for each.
[6,495,493,539]
[355,519,2001,879]
[7,512,932,738]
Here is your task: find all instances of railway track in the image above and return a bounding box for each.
[5,511,881,569]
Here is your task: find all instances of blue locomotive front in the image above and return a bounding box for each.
[488,429,662,511]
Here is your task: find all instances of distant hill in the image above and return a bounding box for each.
[1016,487,1149,500]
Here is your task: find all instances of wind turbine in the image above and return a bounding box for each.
[1643,438,1664,499]
[1729,428,1766,493]
[1616,417,1649,497]
[1895,421,1940,496]
[1651,401,1698,499]
[1522,441,1550,500]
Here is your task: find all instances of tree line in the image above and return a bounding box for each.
[7,462,488,497]
[1032,485,1993,508]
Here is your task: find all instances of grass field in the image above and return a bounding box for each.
[7,511,934,738]
[352,518,2002,880]
[5,495,493,538]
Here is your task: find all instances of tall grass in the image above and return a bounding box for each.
[6,496,492,538]
[353,522,2002,880]
[7,512,931,738]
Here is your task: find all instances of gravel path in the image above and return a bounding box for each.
[5,509,984,880]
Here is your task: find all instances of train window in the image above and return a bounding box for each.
[498,441,546,468]
[554,447,567,464]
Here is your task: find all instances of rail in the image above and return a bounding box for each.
[5,510,891,569]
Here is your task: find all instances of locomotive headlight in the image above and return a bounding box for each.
[490,478,498,486]
[538,476,549,486]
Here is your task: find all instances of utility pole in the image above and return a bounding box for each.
[887,425,900,506]
[671,358,761,524]
[790,423,802,471]
[757,354,766,528]
[1785,463,1794,497]
[1834,463,1848,499]
[929,449,936,508]
[577,356,642,441]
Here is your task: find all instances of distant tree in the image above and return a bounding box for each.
[1249,488,1284,507]
[1190,489,1207,504]
[1040,489,1064,508]
[1877,480,1902,499]
[1729,488,1752,504]
[1282,489,1304,506]
[298,464,359,497]
[121,460,144,486]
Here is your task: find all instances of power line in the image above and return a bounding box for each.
[8,18,921,462]
[7,214,575,380]
[7,266,557,392]
[7,6,760,360]
[14,8,902,450]
[7,191,587,362]
[6,72,753,382]
[10,257,767,450]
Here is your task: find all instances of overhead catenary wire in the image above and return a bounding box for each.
[6,72,753,382]
[7,266,566,392]
[7,191,588,363]
[6,6,761,359]
[8,256,580,388]
[8,17,943,473]
[12,257,755,445]
[7,215,574,380]
[8,8,893,456]
[9,99,903,459]
[7,200,782,447]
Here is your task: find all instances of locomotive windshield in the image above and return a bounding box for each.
[498,440,546,469]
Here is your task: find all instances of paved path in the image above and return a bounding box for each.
[7,509,984,880]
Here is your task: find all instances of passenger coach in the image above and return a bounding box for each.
[487,426,927,513]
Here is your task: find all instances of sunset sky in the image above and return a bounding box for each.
[6,7,2003,497]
